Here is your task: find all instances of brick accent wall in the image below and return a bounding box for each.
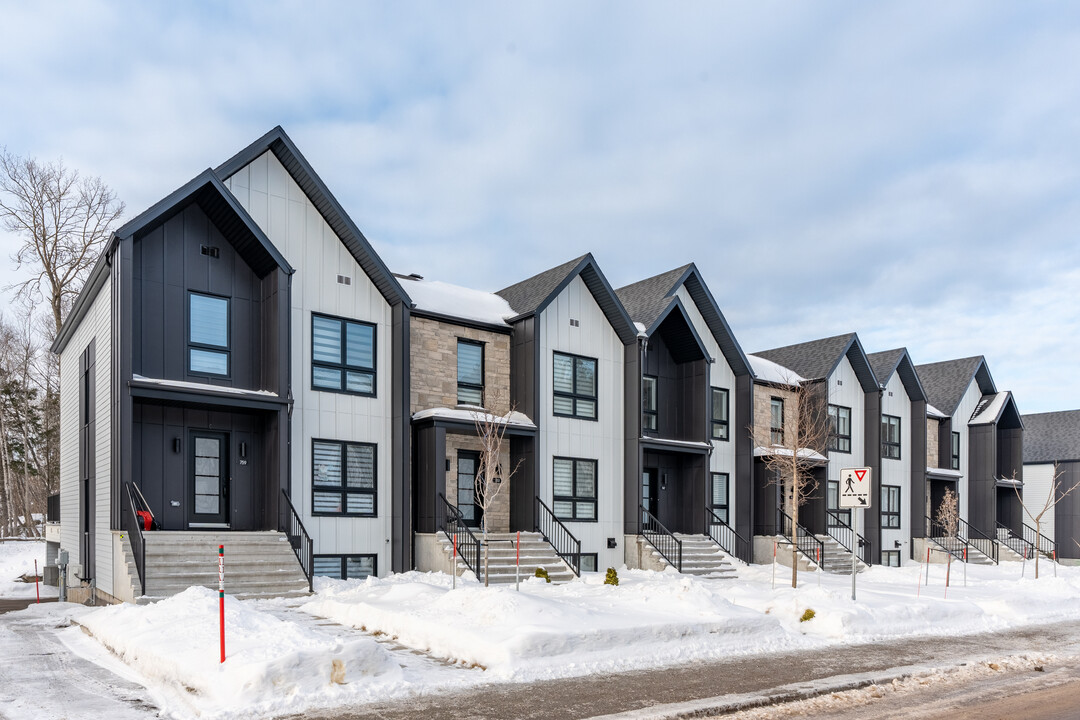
[445,433,511,533]
[410,316,511,415]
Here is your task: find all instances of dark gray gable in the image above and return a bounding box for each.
[615,265,691,330]
[915,356,997,417]
[215,126,410,307]
[755,332,878,392]
[867,348,927,402]
[1023,410,1080,463]
[496,254,637,344]
[650,297,711,363]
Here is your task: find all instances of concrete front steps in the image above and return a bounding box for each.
[931,537,996,565]
[637,533,738,579]
[126,531,310,602]
[814,535,868,575]
[435,531,577,585]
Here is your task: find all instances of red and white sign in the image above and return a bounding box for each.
[839,467,872,509]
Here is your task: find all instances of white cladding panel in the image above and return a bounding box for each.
[674,286,737,508]
[880,371,912,564]
[954,381,983,523]
[225,152,394,575]
[1022,463,1056,541]
[538,275,625,571]
[58,275,113,592]
[826,356,866,484]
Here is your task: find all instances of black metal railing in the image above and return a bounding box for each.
[777,508,825,568]
[925,515,968,562]
[439,493,482,579]
[958,518,999,564]
[641,505,682,571]
[996,521,1033,559]
[47,493,60,523]
[825,509,872,565]
[1023,523,1056,559]
[704,507,751,563]
[280,490,314,592]
[122,483,147,596]
[535,497,582,576]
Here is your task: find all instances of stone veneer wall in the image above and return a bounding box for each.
[752,384,799,448]
[445,433,511,533]
[410,316,511,415]
[926,418,939,468]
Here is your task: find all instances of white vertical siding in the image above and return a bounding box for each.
[538,276,625,571]
[880,372,912,564]
[954,381,983,523]
[674,286,737,513]
[58,275,113,593]
[1022,463,1057,541]
[826,356,866,485]
[224,152,394,575]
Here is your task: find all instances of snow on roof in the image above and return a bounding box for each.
[969,392,1009,425]
[412,406,536,428]
[926,466,963,478]
[753,445,827,462]
[131,374,279,398]
[640,437,713,450]
[634,321,648,337]
[927,403,947,418]
[748,354,805,386]
[398,276,515,326]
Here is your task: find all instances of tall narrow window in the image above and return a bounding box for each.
[770,398,784,444]
[882,485,901,528]
[188,292,230,376]
[552,457,597,521]
[457,340,484,406]
[553,352,597,420]
[951,431,960,470]
[710,472,729,523]
[711,387,729,441]
[827,404,851,453]
[312,440,376,516]
[881,415,901,459]
[642,375,658,432]
[312,313,375,396]
[827,480,851,526]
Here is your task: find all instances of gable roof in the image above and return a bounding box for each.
[754,332,878,392]
[215,126,410,307]
[969,391,1022,427]
[496,254,637,344]
[615,263,752,376]
[867,348,927,402]
[1023,410,1080,463]
[915,356,996,417]
[650,298,711,363]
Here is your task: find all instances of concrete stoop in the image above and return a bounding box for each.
[434,531,577,585]
[634,533,738,579]
[815,535,869,575]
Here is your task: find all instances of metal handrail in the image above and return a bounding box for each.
[777,508,825,568]
[640,504,682,571]
[439,493,482,579]
[122,482,146,596]
[924,514,968,562]
[825,508,871,565]
[958,517,998,564]
[996,521,1033,559]
[704,507,751,563]
[1023,523,1056,559]
[535,497,582,576]
[280,490,314,591]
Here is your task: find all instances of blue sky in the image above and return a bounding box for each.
[1,2,1078,412]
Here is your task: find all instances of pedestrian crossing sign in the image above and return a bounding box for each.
[839,467,872,509]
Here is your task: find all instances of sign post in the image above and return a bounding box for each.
[839,467,872,601]
[218,545,225,664]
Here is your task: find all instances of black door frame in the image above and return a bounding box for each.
[188,430,230,527]
[643,467,660,518]
[457,449,482,529]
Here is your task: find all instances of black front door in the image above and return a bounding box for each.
[643,468,659,518]
[457,450,482,528]
[190,431,229,527]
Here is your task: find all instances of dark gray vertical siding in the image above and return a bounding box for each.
[508,316,538,531]
[910,400,928,540]
[1055,461,1080,559]
[735,374,754,544]
[623,342,641,535]
[117,238,134,530]
[753,460,779,536]
[968,425,997,532]
[641,332,703,442]
[864,389,882,563]
[413,425,446,534]
[997,427,1023,482]
[391,303,411,572]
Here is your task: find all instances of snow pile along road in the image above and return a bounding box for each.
[0,540,57,599]
[77,586,404,718]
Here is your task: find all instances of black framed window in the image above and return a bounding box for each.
[710,472,729,523]
[827,480,852,526]
[188,292,230,376]
[827,404,851,453]
[457,340,484,406]
[553,352,597,419]
[579,553,598,573]
[881,550,900,567]
[770,397,784,444]
[553,457,597,521]
[951,431,960,470]
[312,440,376,516]
[882,485,901,528]
[711,387,729,441]
[642,375,658,432]
[312,313,376,396]
[313,554,376,579]
[881,415,901,459]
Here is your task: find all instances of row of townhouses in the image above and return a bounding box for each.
[47,127,1077,603]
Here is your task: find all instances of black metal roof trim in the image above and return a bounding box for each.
[215,126,410,308]
[915,356,997,417]
[867,348,927,402]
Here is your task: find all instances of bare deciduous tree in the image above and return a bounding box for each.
[1014,464,1080,579]
[935,488,959,539]
[0,149,124,336]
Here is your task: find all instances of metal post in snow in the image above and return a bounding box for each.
[34,560,39,603]
[218,545,225,664]
[963,547,967,587]
[945,553,952,598]
[925,547,931,586]
[917,550,923,598]
[515,531,520,592]
[817,546,821,588]
[1054,550,1058,578]
[452,532,457,590]
[771,541,777,590]
[851,508,858,601]
[1022,546,1027,579]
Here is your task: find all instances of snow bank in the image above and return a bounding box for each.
[77,586,403,718]
[0,540,57,599]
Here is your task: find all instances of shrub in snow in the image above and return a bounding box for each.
[535,567,551,583]
[604,568,619,586]
[799,608,816,623]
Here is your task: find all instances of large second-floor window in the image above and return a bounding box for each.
[457,340,484,406]
[711,387,729,441]
[312,439,376,516]
[881,415,901,459]
[553,352,597,419]
[312,313,375,396]
[188,292,230,376]
[951,431,960,470]
[642,375,657,432]
[770,398,784,444]
[553,457,597,521]
[828,404,851,453]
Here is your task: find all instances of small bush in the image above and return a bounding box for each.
[799,608,816,623]
[535,567,551,583]
[604,567,619,586]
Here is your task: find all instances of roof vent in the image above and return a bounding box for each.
[337,275,351,286]
[200,245,220,258]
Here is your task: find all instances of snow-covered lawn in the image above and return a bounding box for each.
[0,539,57,599]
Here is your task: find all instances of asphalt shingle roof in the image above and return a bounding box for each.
[867,349,905,385]
[1022,410,1080,463]
[754,333,858,383]
[614,265,692,329]
[914,357,989,417]
[495,255,589,316]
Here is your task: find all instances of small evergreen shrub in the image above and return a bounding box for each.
[535,567,551,583]
[799,608,816,623]
[604,567,619,586]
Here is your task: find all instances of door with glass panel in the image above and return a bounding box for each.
[642,468,659,518]
[457,450,482,528]
[189,431,229,526]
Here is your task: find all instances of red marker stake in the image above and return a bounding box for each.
[452,532,457,590]
[218,545,225,664]
[34,560,39,603]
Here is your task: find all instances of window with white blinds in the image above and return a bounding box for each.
[553,457,597,521]
[312,439,376,516]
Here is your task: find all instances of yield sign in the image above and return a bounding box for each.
[839,467,872,509]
